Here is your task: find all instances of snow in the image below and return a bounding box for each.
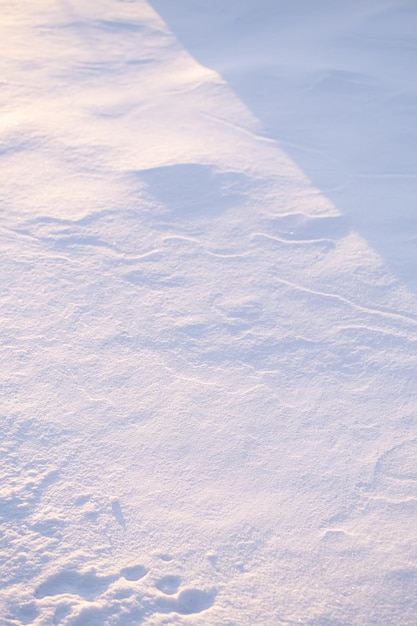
[1,1,416,624]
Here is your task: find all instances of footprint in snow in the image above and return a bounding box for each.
[155,574,181,595]
[34,569,115,601]
[155,587,216,615]
[34,561,215,622]
[120,564,148,581]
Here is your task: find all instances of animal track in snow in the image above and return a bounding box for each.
[121,564,148,581]
[33,561,216,623]
[34,569,116,601]
[111,498,127,528]
[155,587,216,615]
[176,588,216,614]
[155,574,181,594]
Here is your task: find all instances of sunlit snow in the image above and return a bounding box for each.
[1,1,417,624]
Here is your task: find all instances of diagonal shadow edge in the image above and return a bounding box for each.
[148,0,417,295]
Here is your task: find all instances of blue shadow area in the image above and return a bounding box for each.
[148,0,417,291]
[137,163,251,219]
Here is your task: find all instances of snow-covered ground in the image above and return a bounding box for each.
[1,1,417,624]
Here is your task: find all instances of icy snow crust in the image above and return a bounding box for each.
[1,1,416,624]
